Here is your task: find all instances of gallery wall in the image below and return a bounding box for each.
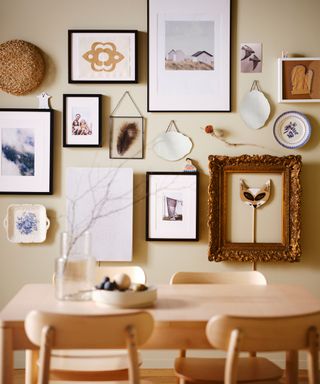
[1,0,320,368]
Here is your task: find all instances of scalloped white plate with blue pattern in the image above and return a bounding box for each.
[273,111,311,149]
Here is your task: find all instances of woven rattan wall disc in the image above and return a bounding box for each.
[0,39,45,96]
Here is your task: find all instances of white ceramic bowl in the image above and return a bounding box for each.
[92,286,157,308]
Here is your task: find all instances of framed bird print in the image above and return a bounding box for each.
[68,30,138,83]
[240,43,262,73]
[208,154,302,263]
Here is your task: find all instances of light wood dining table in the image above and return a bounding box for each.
[1,283,320,384]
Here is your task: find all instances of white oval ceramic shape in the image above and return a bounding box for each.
[153,131,193,161]
[239,90,271,130]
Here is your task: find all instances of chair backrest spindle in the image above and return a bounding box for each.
[25,310,154,384]
[206,312,320,384]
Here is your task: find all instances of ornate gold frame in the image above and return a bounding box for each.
[208,155,302,262]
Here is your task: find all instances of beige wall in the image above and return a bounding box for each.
[1,0,320,368]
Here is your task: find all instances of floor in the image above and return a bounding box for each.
[14,369,177,384]
[13,369,311,384]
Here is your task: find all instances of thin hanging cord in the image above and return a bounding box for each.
[250,80,262,92]
[165,120,180,133]
[110,91,143,117]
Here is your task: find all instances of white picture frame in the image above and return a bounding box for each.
[148,0,231,112]
[146,172,199,240]
[278,57,320,103]
[0,109,53,194]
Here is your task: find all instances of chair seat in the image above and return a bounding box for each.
[50,349,142,372]
[174,356,283,383]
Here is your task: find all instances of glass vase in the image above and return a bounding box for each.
[55,231,95,301]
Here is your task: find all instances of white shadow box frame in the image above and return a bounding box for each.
[278,57,320,102]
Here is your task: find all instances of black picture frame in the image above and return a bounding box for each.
[68,29,138,83]
[146,172,199,241]
[147,0,231,112]
[0,109,54,195]
[63,94,102,147]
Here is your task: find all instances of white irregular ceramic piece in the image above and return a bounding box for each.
[3,204,50,243]
[239,89,271,129]
[92,286,157,308]
[153,131,193,161]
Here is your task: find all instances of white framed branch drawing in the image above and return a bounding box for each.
[66,167,133,261]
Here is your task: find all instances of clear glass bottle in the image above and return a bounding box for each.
[55,231,95,301]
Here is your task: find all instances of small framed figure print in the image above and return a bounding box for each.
[63,94,102,147]
[146,172,199,241]
[68,30,138,83]
[0,109,53,194]
[109,116,144,159]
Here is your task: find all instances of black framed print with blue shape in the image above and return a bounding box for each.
[0,109,53,194]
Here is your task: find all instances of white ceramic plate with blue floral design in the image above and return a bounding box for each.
[3,204,50,243]
[273,111,311,149]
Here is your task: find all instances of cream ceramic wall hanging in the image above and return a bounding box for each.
[239,80,270,129]
[3,204,50,243]
[153,120,192,161]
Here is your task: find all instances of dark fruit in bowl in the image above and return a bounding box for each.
[96,276,110,289]
[103,281,117,291]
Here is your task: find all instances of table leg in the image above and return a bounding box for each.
[286,350,298,384]
[25,350,39,384]
[0,324,14,384]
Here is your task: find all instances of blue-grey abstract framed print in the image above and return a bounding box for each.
[0,109,53,194]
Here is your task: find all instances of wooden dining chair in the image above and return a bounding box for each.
[170,270,267,361]
[25,310,154,384]
[31,265,147,383]
[174,311,320,384]
[170,270,267,285]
